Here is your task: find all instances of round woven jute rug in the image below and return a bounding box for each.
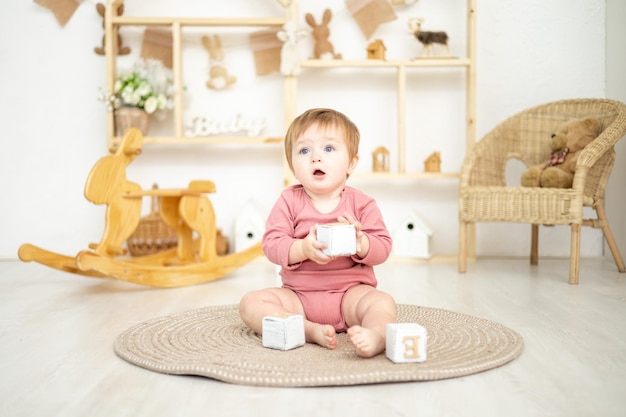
[114,304,523,387]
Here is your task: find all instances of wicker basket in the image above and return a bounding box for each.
[127,184,178,257]
[114,107,150,137]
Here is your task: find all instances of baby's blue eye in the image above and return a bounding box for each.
[298,148,310,155]
[324,146,334,152]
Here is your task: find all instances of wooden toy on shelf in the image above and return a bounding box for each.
[305,8,342,60]
[366,39,387,60]
[277,22,307,76]
[424,151,441,172]
[18,128,263,288]
[372,146,390,172]
[94,2,130,56]
[408,17,449,57]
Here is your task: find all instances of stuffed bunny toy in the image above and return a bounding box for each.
[202,34,237,90]
[94,2,130,56]
[277,22,307,76]
[305,9,342,60]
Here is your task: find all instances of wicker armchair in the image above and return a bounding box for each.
[459,98,626,284]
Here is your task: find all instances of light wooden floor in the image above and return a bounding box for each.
[1,256,625,417]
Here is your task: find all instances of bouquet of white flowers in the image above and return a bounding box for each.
[101,58,175,115]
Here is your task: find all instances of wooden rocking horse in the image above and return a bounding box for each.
[18,128,263,287]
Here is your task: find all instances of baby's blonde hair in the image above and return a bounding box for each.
[284,108,360,172]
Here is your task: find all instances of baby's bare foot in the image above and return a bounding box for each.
[347,325,385,358]
[306,323,336,349]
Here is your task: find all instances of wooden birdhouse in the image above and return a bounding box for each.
[234,201,266,252]
[424,151,441,173]
[391,211,433,259]
[372,146,390,172]
[366,39,387,60]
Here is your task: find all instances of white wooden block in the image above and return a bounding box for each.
[386,323,428,363]
[262,313,305,350]
[316,223,356,256]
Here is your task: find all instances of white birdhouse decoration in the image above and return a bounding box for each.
[234,201,266,252]
[392,211,433,259]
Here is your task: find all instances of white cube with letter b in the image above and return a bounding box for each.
[386,323,428,363]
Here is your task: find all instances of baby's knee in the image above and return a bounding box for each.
[238,291,260,318]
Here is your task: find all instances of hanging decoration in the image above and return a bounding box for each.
[249,29,283,76]
[202,34,237,90]
[34,0,81,27]
[141,28,173,69]
[345,0,397,39]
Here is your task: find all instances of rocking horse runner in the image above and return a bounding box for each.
[19,128,263,287]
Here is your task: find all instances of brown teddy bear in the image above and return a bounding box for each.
[520,116,602,188]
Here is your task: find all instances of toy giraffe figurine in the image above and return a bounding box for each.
[83,128,144,257]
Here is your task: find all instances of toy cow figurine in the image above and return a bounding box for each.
[408,17,449,57]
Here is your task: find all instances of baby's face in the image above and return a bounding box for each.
[291,123,358,196]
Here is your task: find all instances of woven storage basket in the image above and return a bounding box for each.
[127,184,178,257]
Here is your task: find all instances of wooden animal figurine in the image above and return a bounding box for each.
[305,9,342,60]
[18,128,264,287]
[277,22,307,76]
[84,128,143,256]
[408,17,449,57]
[202,34,237,90]
[94,2,130,56]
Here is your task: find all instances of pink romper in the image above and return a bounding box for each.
[262,185,392,332]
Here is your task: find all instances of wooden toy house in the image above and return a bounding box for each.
[391,211,433,259]
[234,201,266,252]
[366,39,387,60]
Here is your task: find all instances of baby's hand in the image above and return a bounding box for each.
[337,212,369,257]
[303,225,334,264]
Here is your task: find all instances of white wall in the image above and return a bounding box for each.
[1,0,620,261]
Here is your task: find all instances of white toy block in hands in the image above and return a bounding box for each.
[386,323,428,363]
[262,313,305,350]
[316,223,356,256]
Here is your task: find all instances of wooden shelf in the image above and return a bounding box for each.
[111,16,288,28]
[108,135,282,150]
[102,0,477,259]
[301,58,472,68]
[103,0,295,152]
[351,172,460,180]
